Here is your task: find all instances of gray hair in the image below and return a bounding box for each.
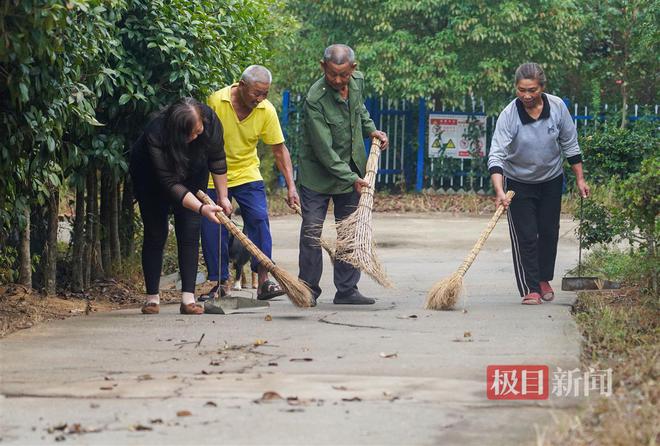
[515,62,546,87]
[323,44,355,65]
[240,65,272,85]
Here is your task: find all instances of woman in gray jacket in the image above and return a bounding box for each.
[488,63,590,305]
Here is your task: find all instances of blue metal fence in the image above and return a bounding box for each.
[280,91,658,193]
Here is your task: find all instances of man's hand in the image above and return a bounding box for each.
[370,130,389,150]
[495,190,512,209]
[354,177,370,195]
[217,197,233,216]
[286,187,300,208]
[576,178,590,198]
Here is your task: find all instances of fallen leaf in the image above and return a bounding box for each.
[268,362,278,367]
[264,314,272,321]
[205,401,217,407]
[396,314,418,319]
[130,424,153,431]
[150,418,163,424]
[281,408,305,413]
[341,397,362,402]
[137,374,153,381]
[332,385,348,391]
[290,357,313,362]
[55,435,66,442]
[379,352,398,358]
[260,391,283,401]
[253,339,267,347]
[200,370,210,375]
[48,423,68,433]
[99,386,114,391]
[463,331,472,338]
[462,309,468,314]
[176,410,192,417]
[210,360,222,366]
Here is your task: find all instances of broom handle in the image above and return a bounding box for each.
[364,138,382,186]
[456,190,515,277]
[196,190,277,273]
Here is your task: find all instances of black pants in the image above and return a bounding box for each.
[504,175,563,297]
[131,166,205,296]
[298,185,360,299]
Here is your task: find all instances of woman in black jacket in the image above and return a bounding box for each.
[130,97,232,315]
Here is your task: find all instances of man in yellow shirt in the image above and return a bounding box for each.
[201,65,299,300]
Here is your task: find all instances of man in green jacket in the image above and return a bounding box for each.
[298,44,388,305]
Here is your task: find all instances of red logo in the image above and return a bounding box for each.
[487,365,549,400]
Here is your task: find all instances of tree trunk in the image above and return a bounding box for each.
[71,182,86,292]
[91,170,104,280]
[100,168,112,275]
[120,177,135,258]
[17,202,32,287]
[42,187,59,296]
[110,175,121,270]
[620,81,628,129]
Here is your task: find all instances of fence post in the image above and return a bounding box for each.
[416,97,426,192]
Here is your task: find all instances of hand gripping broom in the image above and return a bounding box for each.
[332,138,393,288]
[196,191,313,308]
[425,190,515,310]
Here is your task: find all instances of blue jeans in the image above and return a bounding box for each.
[200,181,272,282]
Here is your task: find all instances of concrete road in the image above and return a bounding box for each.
[0,213,584,445]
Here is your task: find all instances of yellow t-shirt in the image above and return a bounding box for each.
[207,84,285,188]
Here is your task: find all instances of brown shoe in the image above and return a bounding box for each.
[180,302,204,315]
[141,302,160,314]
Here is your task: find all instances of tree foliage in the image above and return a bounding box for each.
[0,0,281,291]
[274,0,584,112]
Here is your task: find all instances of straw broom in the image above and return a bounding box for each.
[196,191,313,308]
[332,138,393,288]
[290,202,336,262]
[425,190,515,310]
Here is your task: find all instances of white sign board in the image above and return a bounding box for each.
[428,113,487,159]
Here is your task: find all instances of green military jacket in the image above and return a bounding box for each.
[298,71,377,194]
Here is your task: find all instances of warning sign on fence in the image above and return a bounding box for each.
[428,113,487,159]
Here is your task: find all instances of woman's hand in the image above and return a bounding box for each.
[495,190,512,209]
[576,178,590,198]
[201,204,224,224]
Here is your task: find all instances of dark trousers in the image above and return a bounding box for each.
[504,174,563,296]
[135,189,201,295]
[200,181,272,282]
[298,185,360,299]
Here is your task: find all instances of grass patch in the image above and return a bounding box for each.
[544,250,659,446]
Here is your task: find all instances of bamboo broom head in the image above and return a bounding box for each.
[197,191,313,307]
[425,273,464,310]
[425,191,515,311]
[330,138,394,287]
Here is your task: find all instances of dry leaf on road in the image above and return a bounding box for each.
[379,352,398,358]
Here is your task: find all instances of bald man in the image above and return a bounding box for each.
[201,65,299,301]
[298,44,388,306]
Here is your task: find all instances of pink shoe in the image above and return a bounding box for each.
[522,292,542,305]
[539,281,555,302]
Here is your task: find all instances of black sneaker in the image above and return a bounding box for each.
[333,290,375,305]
